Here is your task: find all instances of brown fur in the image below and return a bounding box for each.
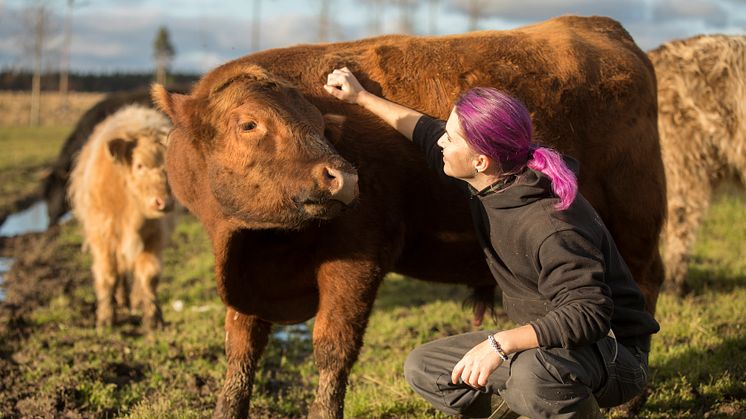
[153,16,665,418]
[648,35,746,294]
[68,105,174,330]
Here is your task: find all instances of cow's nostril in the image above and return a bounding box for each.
[323,168,336,181]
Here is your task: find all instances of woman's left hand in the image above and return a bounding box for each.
[451,338,504,388]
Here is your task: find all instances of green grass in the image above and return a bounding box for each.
[0,125,71,212]
[0,126,71,169]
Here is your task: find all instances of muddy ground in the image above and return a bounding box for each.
[0,227,95,417]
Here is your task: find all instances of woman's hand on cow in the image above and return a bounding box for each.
[451,337,504,389]
[324,67,368,104]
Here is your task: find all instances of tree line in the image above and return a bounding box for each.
[0,70,199,93]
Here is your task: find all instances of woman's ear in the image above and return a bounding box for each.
[474,154,492,174]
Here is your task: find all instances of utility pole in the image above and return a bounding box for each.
[251,0,261,51]
[397,0,416,34]
[318,0,331,42]
[428,0,439,35]
[467,0,481,32]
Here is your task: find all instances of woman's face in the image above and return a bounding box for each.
[437,109,479,179]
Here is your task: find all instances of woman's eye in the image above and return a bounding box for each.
[241,121,257,131]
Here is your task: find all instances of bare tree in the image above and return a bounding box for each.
[28,3,49,126]
[153,26,175,85]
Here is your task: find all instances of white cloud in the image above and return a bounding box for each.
[446,0,648,23]
[652,0,728,27]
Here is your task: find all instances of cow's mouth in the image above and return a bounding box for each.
[298,197,351,220]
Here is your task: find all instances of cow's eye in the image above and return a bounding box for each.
[240,121,257,131]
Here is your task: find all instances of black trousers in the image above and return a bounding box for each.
[404,330,649,418]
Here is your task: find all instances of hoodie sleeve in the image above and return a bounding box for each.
[412,115,448,178]
[529,229,614,348]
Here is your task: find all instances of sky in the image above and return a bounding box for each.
[0,0,744,74]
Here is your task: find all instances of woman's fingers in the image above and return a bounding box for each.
[451,359,467,384]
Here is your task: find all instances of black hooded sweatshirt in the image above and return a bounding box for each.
[413,115,659,351]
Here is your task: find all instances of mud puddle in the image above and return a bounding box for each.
[274,323,311,342]
[0,257,10,302]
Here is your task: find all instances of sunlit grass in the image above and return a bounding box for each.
[0,125,71,212]
[0,126,70,170]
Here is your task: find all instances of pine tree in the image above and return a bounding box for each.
[153,26,175,85]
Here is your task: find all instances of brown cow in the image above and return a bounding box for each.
[648,35,746,294]
[153,16,665,418]
[68,105,174,330]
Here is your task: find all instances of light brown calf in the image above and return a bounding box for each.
[69,105,174,329]
[649,35,746,294]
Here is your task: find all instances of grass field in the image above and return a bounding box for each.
[0,125,72,218]
[0,126,744,417]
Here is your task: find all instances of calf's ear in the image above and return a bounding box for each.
[107,138,134,164]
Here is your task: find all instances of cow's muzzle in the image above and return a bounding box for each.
[322,166,359,205]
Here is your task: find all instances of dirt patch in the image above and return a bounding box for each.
[0,227,91,416]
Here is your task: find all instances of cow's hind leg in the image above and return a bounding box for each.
[309,260,382,419]
[214,310,271,419]
[662,171,713,295]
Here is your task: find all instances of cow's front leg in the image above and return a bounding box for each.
[214,309,271,419]
[309,261,382,419]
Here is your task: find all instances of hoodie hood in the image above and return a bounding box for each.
[474,155,580,209]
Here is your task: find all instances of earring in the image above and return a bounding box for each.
[475,167,481,174]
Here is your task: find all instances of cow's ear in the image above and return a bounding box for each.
[107,138,135,164]
[151,83,191,128]
[322,114,347,146]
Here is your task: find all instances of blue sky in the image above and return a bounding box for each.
[0,0,744,74]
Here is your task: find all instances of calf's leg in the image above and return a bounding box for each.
[214,310,271,419]
[309,261,382,419]
[90,246,118,328]
[133,251,163,330]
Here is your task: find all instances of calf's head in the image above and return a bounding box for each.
[152,64,358,230]
[107,127,174,218]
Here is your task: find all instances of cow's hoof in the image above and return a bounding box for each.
[96,306,116,329]
[142,311,164,332]
[308,402,342,419]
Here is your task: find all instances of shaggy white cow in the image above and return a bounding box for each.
[649,35,746,293]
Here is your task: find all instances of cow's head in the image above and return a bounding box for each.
[106,115,174,219]
[152,64,358,230]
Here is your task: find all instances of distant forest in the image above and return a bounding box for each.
[0,70,200,92]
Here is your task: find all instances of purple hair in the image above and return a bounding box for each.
[454,87,577,210]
